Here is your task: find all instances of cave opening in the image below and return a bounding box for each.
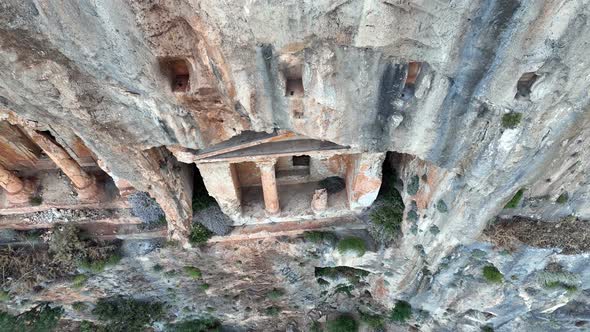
[515,72,538,100]
[159,58,191,92]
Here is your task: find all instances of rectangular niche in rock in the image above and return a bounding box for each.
[159,58,191,92]
[282,61,304,97]
[405,61,422,88]
[515,72,539,100]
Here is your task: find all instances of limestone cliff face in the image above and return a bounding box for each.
[1,0,590,330]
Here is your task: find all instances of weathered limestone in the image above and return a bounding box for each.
[26,130,100,202]
[0,163,33,204]
[258,160,280,216]
[311,188,327,212]
[196,162,242,220]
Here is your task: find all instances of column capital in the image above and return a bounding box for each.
[258,159,277,172]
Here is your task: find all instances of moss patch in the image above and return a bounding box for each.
[504,189,524,209]
[337,237,366,257]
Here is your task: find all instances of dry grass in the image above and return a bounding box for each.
[0,246,73,292]
[484,216,590,254]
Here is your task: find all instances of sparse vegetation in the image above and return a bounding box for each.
[337,237,366,257]
[504,189,524,209]
[327,314,358,332]
[72,302,88,312]
[184,266,202,279]
[318,176,346,194]
[153,264,164,272]
[315,266,370,285]
[501,112,522,129]
[72,274,88,288]
[537,270,579,292]
[0,304,62,332]
[167,317,221,332]
[92,296,164,332]
[189,223,213,245]
[266,288,285,300]
[556,192,569,204]
[78,254,121,273]
[483,265,503,283]
[303,231,337,245]
[360,311,385,330]
[0,291,8,302]
[390,300,412,323]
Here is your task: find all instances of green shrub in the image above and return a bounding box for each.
[537,271,579,291]
[266,288,285,300]
[153,264,164,272]
[303,231,337,245]
[184,266,202,279]
[389,300,412,323]
[189,224,213,245]
[92,296,164,332]
[429,225,440,235]
[265,306,280,316]
[72,274,88,288]
[79,320,99,332]
[556,192,569,204]
[317,278,330,286]
[167,317,221,332]
[504,189,524,209]
[407,175,420,195]
[501,112,522,129]
[318,176,346,194]
[327,314,358,332]
[436,200,448,213]
[29,196,43,206]
[482,265,503,283]
[0,304,63,332]
[407,210,418,222]
[310,321,322,332]
[337,237,366,257]
[78,254,121,273]
[481,325,494,332]
[200,283,210,291]
[48,223,88,268]
[359,311,384,330]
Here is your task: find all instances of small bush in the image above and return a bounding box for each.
[29,196,43,206]
[266,288,285,300]
[80,320,98,332]
[0,304,62,332]
[504,189,524,209]
[318,176,346,194]
[184,266,202,279]
[337,237,366,257]
[359,311,384,330]
[481,325,494,332]
[556,192,569,204]
[265,306,280,316]
[537,270,579,291]
[327,314,358,332]
[72,274,88,288]
[502,112,522,129]
[429,225,440,235]
[153,264,164,272]
[200,283,210,290]
[406,175,420,195]
[436,200,448,213]
[482,265,503,283]
[390,300,412,323]
[189,224,213,245]
[48,223,88,268]
[92,296,164,332]
[167,317,221,332]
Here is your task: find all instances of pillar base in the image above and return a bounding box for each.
[265,208,281,217]
[6,179,36,205]
[74,177,103,203]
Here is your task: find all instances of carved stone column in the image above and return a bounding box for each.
[258,159,280,216]
[0,163,33,204]
[26,130,100,201]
